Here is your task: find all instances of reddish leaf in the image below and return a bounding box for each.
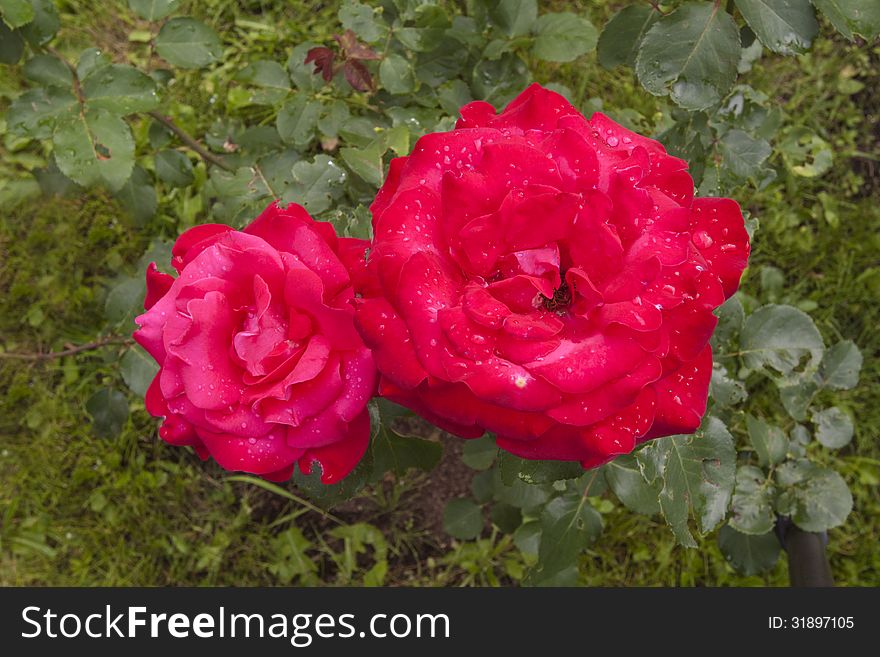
[305,46,336,81]
[335,29,381,61]
[343,59,373,92]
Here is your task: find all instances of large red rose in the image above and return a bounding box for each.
[134,202,376,483]
[355,84,749,469]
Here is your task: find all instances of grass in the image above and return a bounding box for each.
[0,1,877,586]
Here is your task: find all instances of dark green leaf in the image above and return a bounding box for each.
[235,60,290,106]
[340,141,385,187]
[370,426,441,477]
[6,86,76,140]
[730,465,775,534]
[339,0,385,42]
[104,275,144,325]
[277,95,321,147]
[83,64,160,114]
[128,0,180,21]
[734,0,818,54]
[23,54,71,87]
[775,459,852,531]
[114,164,157,225]
[531,12,597,63]
[490,502,522,533]
[19,0,58,46]
[598,5,658,69]
[461,435,497,471]
[655,417,737,546]
[291,453,373,509]
[471,53,530,106]
[747,415,788,466]
[155,17,222,69]
[86,388,129,439]
[53,107,135,192]
[379,53,415,94]
[76,47,110,79]
[443,498,483,540]
[498,451,583,485]
[529,494,602,586]
[281,154,346,215]
[719,129,772,180]
[710,362,748,407]
[818,340,862,390]
[812,406,854,449]
[778,373,818,421]
[488,0,537,37]
[155,149,194,187]
[491,466,551,510]
[636,3,740,110]
[741,304,824,376]
[812,0,880,39]
[120,345,159,398]
[604,454,661,515]
[718,525,781,575]
[513,520,541,555]
[0,20,24,64]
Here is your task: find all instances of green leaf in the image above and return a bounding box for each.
[235,60,290,106]
[443,498,483,540]
[747,415,788,466]
[155,149,194,187]
[598,5,659,69]
[812,0,880,40]
[128,0,180,21]
[23,54,72,87]
[778,373,818,421]
[812,407,854,449]
[120,345,159,398]
[277,95,321,147]
[775,459,852,531]
[779,126,833,177]
[339,0,385,42]
[528,494,602,586]
[741,304,824,376]
[710,363,748,408]
[491,467,552,510]
[379,53,415,94]
[531,12,597,63]
[0,0,34,28]
[281,154,347,215]
[86,388,129,439]
[340,141,385,187]
[513,520,541,555]
[818,340,862,390]
[498,452,583,485]
[82,64,160,114]
[370,424,441,477]
[488,0,537,37]
[19,0,57,46]
[636,2,740,110]
[490,502,522,533]
[155,17,222,69]
[0,20,24,64]
[730,465,776,534]
[713,295,745,345]
[718,129,772,180]
[461,435,497,471]
[734,0,818,54]
[718,525,781,575]
[6,86,76,140]
[471,53,530,106]
[269,527,316,584]
[114,164,157,225]
[604,454,661,515]
[654,417,737,546]
[53,107,135,192]
[291,453,372,509]
[104,275,144,325]
[76,47,110,79]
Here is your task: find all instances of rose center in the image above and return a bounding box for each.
[542,281,571,313]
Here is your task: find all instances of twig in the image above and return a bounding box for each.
[0,336,134,361]
[147,111,234,172]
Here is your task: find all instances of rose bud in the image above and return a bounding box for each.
[355,84,749,469]
[134,202,376,483]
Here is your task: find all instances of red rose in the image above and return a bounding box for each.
[134,202,376,483]
[355,84,749,468]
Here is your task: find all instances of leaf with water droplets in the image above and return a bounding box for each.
[53,107,135,192]
[734,0,818,55]
[811,0,880,40]
[636,3,740,110]
[654,416,736,546]
[83,64,160,115]
[281,154,346,215]
[6,86,76,140]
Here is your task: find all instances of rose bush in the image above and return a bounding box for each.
[134,202,375,483]
[356,84,750,469]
